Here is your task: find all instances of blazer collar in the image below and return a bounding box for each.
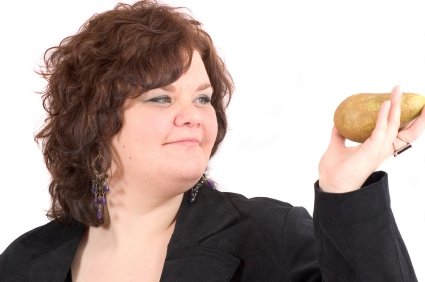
[161,184,242,281]
[172,184,240,245]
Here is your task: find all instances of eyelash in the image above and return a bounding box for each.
[147,95,212,105]
[196,95,212,104]
[148,95,172,104]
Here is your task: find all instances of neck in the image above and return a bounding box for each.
[93,179,187,246]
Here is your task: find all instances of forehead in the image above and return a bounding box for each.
[183,51,210,80]
[163,51,211,90]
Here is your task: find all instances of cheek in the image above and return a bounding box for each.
[205,108,219,144]
[129,108,172,141]
[114,110,171,156]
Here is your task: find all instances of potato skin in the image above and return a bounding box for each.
[334,93,425,143]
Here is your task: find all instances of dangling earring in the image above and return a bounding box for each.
[91,172,109,220]
[91,150,109,220]
[189,174,206,203]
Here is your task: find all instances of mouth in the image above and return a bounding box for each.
[164,138,201,146]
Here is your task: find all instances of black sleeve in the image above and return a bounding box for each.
[0,250,8,280]
[283,206,322,281]
[313,171,417,282]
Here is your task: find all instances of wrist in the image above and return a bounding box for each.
[318,179,362,194]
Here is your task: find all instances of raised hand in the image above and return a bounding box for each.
[318,85,425,193]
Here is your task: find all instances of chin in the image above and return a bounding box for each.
[159,149,211,181]
[180,166,206,181]
[165,162,206,181]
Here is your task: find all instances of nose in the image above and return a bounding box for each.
[174,102,201,128]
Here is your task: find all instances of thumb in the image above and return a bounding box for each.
[328,126,346,149]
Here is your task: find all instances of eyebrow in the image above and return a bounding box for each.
[197,83,213,91]
[160,83,213,92]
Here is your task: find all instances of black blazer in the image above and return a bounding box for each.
[0,171,417,281]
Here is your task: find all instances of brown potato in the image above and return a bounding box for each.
[334,93,425,143]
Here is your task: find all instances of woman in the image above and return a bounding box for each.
[0,1,423,281]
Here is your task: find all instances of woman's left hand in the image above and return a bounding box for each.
[319,85,425,193]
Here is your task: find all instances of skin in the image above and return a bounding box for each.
[71,51,217,281]
[319,85,425,193]
[108,51,217,201]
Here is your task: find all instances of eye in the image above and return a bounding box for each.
[148,95,172,104]
[196,95,212,105]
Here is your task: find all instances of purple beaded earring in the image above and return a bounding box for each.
[91,172,109,220]
[91,150,109,220]
[189,174,205,203]
[189,173,216,203]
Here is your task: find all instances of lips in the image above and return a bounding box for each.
[164,138,201,146]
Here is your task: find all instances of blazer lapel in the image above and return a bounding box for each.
[5,221,84,281]
[23,236,81,281]
[161,245,240,282]
[161,184,241,282]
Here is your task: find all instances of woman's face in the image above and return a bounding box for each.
[110,51,218,189]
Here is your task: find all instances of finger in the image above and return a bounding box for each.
[370,99,391,142]
[400,118,415,130]
[328,126,346,149]
[388,85,402,133]
[400,105,425,141]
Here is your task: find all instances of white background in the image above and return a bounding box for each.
[1,0,425,279]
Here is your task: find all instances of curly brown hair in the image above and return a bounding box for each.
[35,0,233,227]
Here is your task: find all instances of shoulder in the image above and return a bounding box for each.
[2,220,83,254]
[0,220,84,279]
[209,188,312,233]
[223,191,293,215]
[224,189,310,216]
[187,187,317,279]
